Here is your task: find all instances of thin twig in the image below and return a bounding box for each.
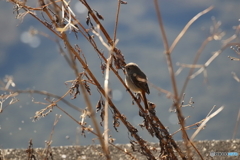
[179,36,213,102]
[0,88,82,112]
[153,1,193,159]
[232,108,240,139]
[190,42,240,79]
[169,6,214,53]
[62,32,110,159]
[190,106,224,140]
[113,0,121,42]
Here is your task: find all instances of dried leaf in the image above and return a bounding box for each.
[148,101,156,115]
[75,44,82,54]
[101,63,106,74]
[120,1,127,4]
[101,99,105,106]
[96,100,102,112]
[86,16,90,26]
[114,48,126,68]
[100,108,105,126]
[38,0,45,7]
[139,122,145,129]
[113,114,120,132]
[84,81,91,95]
[95,11,104,20]
[114,58,121,69]
[81,128,86,137]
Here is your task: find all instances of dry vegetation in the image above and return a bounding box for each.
[1,0,240,160]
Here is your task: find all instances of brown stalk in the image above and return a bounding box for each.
[232,108,240,139]
[80,0,113,45]
[1,89,82,112]
[153,0,194,159]
[47,1,154,157]
[63,35,156,159]
[43,114,61,159]
[79,0,186,158]
[179,36,213,104]
[169,6,214,53]
[1,87,102,138]
[8,0,192,159]
[190,42,240,79]
[113,0,121,42]
[55,104,103,139]
[62,33,111,159]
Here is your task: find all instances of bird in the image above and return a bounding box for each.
[124,62,150,109]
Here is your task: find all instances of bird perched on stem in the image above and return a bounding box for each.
[124,62,150,110]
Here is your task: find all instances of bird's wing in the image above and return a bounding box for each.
[131,73,150,94]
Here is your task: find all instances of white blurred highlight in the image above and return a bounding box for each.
[20,31,40,48]
[74,2,87,14]
[112,89,123,101]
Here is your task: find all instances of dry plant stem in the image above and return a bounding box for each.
[148,112,186,159]
[44,114,61,158]
[103,2,122,152]
[231,72,240,82]
[80,0,113,45]
[103,55,115,158]
[14,2,153,158]
[169,6,214,53]
[113,0,121,42]
[172,119,205,136]
[172,105,218,136]
[118,74,185,157]
[7,89,102,138]
[232,108,240,139]
[206,105,216,117]
[190,42,240,79]
[80,0,124,58]
[141,91,148,110]
[13,0,107,151]
[153,1,194,159]
[180,36,213,103]
[62,35,156,160]
[62,33,110,160]
[92,28,117,157]
[9,1,185,159]
[1,89,82,112]
[190,106,224,140]
[9,0,62,39]
[80,78,111,159]
[149,82,173,99]
[55,105,99,137]
[85,0,190,157]
[62,28,155,157]
[87,17,161,160]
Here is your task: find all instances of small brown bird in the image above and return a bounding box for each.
[124,62,150,109]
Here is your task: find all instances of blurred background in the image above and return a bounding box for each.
[0,0,239,149]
